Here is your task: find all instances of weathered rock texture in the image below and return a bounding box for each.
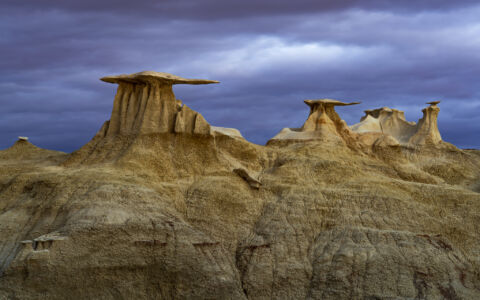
[64,71,243,167]
[271,99,448,152]
[100,71,218,136]
[269,99,360,145]
[1,74,480,300]
[351,101,444,147]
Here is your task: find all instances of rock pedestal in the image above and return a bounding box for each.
[64,71,251,169]
[302,99,360,132]
[100,71,218,137]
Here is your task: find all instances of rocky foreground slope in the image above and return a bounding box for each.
[1,71,479,299]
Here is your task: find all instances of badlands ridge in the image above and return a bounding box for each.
[1,71,479,299]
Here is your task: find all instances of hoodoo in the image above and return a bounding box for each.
[100,71,219,136]
[268,99,360,144]
[63,71,249,170]
[408,101,442,145]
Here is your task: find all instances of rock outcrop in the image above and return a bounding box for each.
[64,71,246,167]
[268,99,360,145]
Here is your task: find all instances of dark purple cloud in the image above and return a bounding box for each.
[1,0,479,151]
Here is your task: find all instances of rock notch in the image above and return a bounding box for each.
[233,168,261,189]
[268,99,360,144]
[100,71,219,136]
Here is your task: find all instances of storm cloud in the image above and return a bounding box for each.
[1,0,479,151]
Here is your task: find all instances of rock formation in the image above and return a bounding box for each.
[408,101,442,145]
[351,101,444,147]
[270,98,447,150]
[64,71,245,167]
[86,71,246,139]
[1,73,480,299]
[100,71,218,136]
[268,99,360,145]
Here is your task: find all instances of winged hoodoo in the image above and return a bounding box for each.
[100,71,218,136]
[98,71,246,138]
[64,71,245,168]
[268,99,360,145]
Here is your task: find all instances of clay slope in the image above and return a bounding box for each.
[1,73,480,299]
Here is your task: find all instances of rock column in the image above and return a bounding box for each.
[409,101,442,145]
[100,71,219,137]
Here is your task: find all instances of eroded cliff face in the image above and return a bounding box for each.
[1,73,480,299]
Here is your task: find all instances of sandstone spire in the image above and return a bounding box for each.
[408,101,442,145]
[100,71,219,136]
[268,99,360,144]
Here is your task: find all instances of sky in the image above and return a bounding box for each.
[1,0,480,152]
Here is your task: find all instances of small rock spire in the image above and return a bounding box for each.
[408,101,442,145]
